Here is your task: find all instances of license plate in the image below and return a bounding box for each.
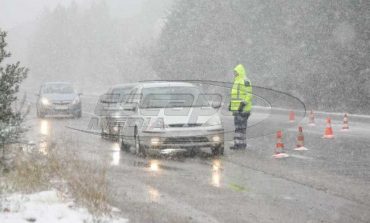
[55,105,68,110]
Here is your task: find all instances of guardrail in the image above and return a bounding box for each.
[252,105,370,122]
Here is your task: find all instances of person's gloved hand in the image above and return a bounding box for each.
[238,101,246,112]
[228,102,232,111]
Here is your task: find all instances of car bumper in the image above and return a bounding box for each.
[39,103,81,115]
[100,117,126,135]
[139,129,224,155]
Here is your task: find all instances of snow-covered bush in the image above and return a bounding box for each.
[4,139,112,216]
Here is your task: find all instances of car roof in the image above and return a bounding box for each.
[138,81,197,89]
[43,82,72,86]
[111,83,138,89]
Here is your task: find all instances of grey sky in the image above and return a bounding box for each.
[0,0,144,29]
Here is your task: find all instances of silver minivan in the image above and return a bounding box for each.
[119,82,224,156]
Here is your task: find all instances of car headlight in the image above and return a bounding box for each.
[112,112,121,118]
[150,137,161,146]
[41,97,50,105]
[147,118,165,131]
[72,97,80,104]
[212,135,221,143]
[203,115,221,127]
[112,126,119,132]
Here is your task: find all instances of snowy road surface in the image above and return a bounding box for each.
[25,97,370,223]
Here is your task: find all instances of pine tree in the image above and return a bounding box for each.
[153,0,370,113]
[0,29,29,165]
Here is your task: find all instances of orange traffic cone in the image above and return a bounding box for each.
[289,111,295,123]
[308,110,315,126]
[294,126,308,151]
[323,117,334,139]
[273,130,289,158]
[341,113,349,131]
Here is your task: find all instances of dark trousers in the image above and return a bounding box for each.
[233,112,250,149]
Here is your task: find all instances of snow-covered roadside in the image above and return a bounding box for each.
[0,190,128,223]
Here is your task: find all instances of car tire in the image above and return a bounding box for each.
[75,110,82,118]
[212,144,224,156]
[189,149,197,158]
[134,131,146,157]
[101,127,108,139]
[107,128,113,140]
[37,110,45,119]
[119,136,130,152]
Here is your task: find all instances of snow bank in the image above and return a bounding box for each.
[0,190,128,223]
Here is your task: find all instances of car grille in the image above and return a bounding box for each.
[163,137,209,145]
[53,101,71,105]
[168,123,202,128]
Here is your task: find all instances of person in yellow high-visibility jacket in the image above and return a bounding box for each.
[229,64,252,150]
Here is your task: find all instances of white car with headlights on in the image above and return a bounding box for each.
[119,82,224,156]
[36,82,82,118]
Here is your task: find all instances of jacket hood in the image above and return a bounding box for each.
[234,64,247,79]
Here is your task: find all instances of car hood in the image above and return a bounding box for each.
[42,93,78,102]
[140,107,219,125]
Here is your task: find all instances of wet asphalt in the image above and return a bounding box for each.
[26,98,370,223]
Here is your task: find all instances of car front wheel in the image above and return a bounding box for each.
[74,110,82,118]
[212,144,224,156]
[119,136,130,152]
[134,132,146,157]
[37,109,45,118]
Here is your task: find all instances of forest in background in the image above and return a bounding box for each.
[4,0,370,113]
[152,0,370,113]
[8,0,171,93]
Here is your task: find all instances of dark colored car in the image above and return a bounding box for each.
[96,83,137,140]
[36,82,82,118]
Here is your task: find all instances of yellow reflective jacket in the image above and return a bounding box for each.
[230,64,252,112]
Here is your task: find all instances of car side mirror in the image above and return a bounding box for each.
[210,100,222,109]
[212,103,222,109]
[99,95,106,103]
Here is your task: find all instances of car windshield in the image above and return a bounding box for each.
[112,88,132,95]
[140,86,210,108]
[101,87,133,104]
[42,84,74,94]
